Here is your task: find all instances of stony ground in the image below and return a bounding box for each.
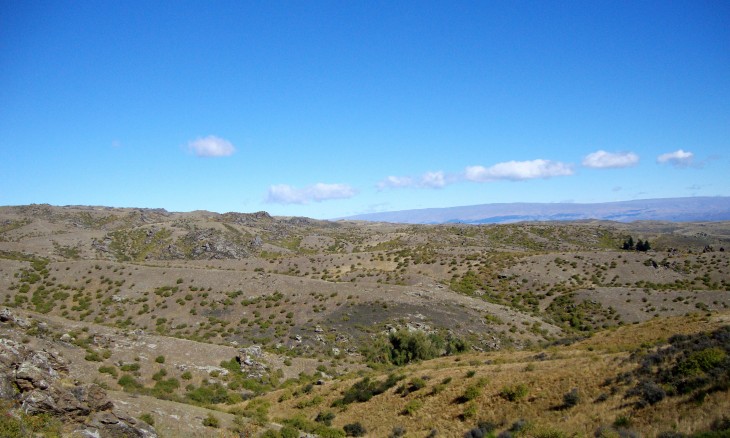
[1,204,729,436]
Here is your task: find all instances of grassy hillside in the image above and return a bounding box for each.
[0,204,728,436]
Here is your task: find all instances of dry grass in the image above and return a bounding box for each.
[263,312,730,437]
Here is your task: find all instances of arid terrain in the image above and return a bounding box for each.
[1,204,729,437]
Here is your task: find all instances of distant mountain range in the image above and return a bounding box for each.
[342,197,730,224]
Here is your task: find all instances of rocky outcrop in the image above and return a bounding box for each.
[236,345,268,379]
[0,335,156,437]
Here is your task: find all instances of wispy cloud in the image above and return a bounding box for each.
[376,176,415,190]
[582,150,639,168]
[657,149,694,167]
[465,159,573,182]
[188,135,236,157]
[266,183,356,204]
[420,171,447,188]
[376,171,449,190]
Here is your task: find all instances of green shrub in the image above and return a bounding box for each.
[462,384,482,401]
[500,384,529,401]
[364,330,468,366]
[155,355,166,364]
[139,413,154,426]
[120,362,140,372]
[98,365,118,377]
[334,374,404,406]
[344,422,367,437]
[678,348,726,376]
[280,426,300,438]
[186,382,229,405]
[152,378,180,395]
[202,413,219,428]
[402,399,423,416]
[84,350,102,362]
[462,402,477,420]
[315,411,336,426]
[533,428,566,438]
[118,375,144,392]
[283,415,345,438]
[0,402,62,437]
[237,398,270,425]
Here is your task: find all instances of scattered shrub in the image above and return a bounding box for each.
[365,330,469,366]
[202,413,219,428]
[402,399,423,416]
[500,384,528,401]
[280,426,300,438]
[464,421,498,438]
[315,411,336,426]
[626,380,665,407]
[461,401,478,420]
[120,362,140,372]
[84,351,102,362]
[389,426,407,438]
[282,415,345,438]
[117,375,143,392]
[155,355,166,364]
[344,422,367,437]
[562,388,580,408]
[333,374,404,406]
[98,365,118,377]
[462,385,482,402]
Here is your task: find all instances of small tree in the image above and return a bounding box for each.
[622,236,635,250]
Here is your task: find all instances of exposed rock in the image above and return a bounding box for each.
[0,337,157,437]
[0,308,30,328]
[236,345,268,379]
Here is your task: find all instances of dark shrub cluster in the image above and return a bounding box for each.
[364,330,469,366]
[332,374,404,407]
[465,421,498,438]
[343,422,367,437]
[624,326,730,407]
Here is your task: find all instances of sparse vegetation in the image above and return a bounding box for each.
[1,205,729,436]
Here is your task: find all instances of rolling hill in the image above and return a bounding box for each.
[342,196,730,224]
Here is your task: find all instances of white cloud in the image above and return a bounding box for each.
[582,150,639,168]
[187,135,236,157]
[657,149,694,167]
[420,171,446,188]
[465,159,574,182]
[266,183,356,205]
[376,171,449,190]
[376,176,414,190]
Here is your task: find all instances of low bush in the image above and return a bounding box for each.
[118,375,144,392]
[562,388,580,408]
[500,384,528,402]
[98,365,117,377]
[333,374,404,406]
[282,415,345,438]
[402,399,423,416]
[315,411,336,426]
[139,413,154,426]
[202,413,219,428]
[344,422,367,437]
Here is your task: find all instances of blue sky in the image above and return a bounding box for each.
[1,0,728,219]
